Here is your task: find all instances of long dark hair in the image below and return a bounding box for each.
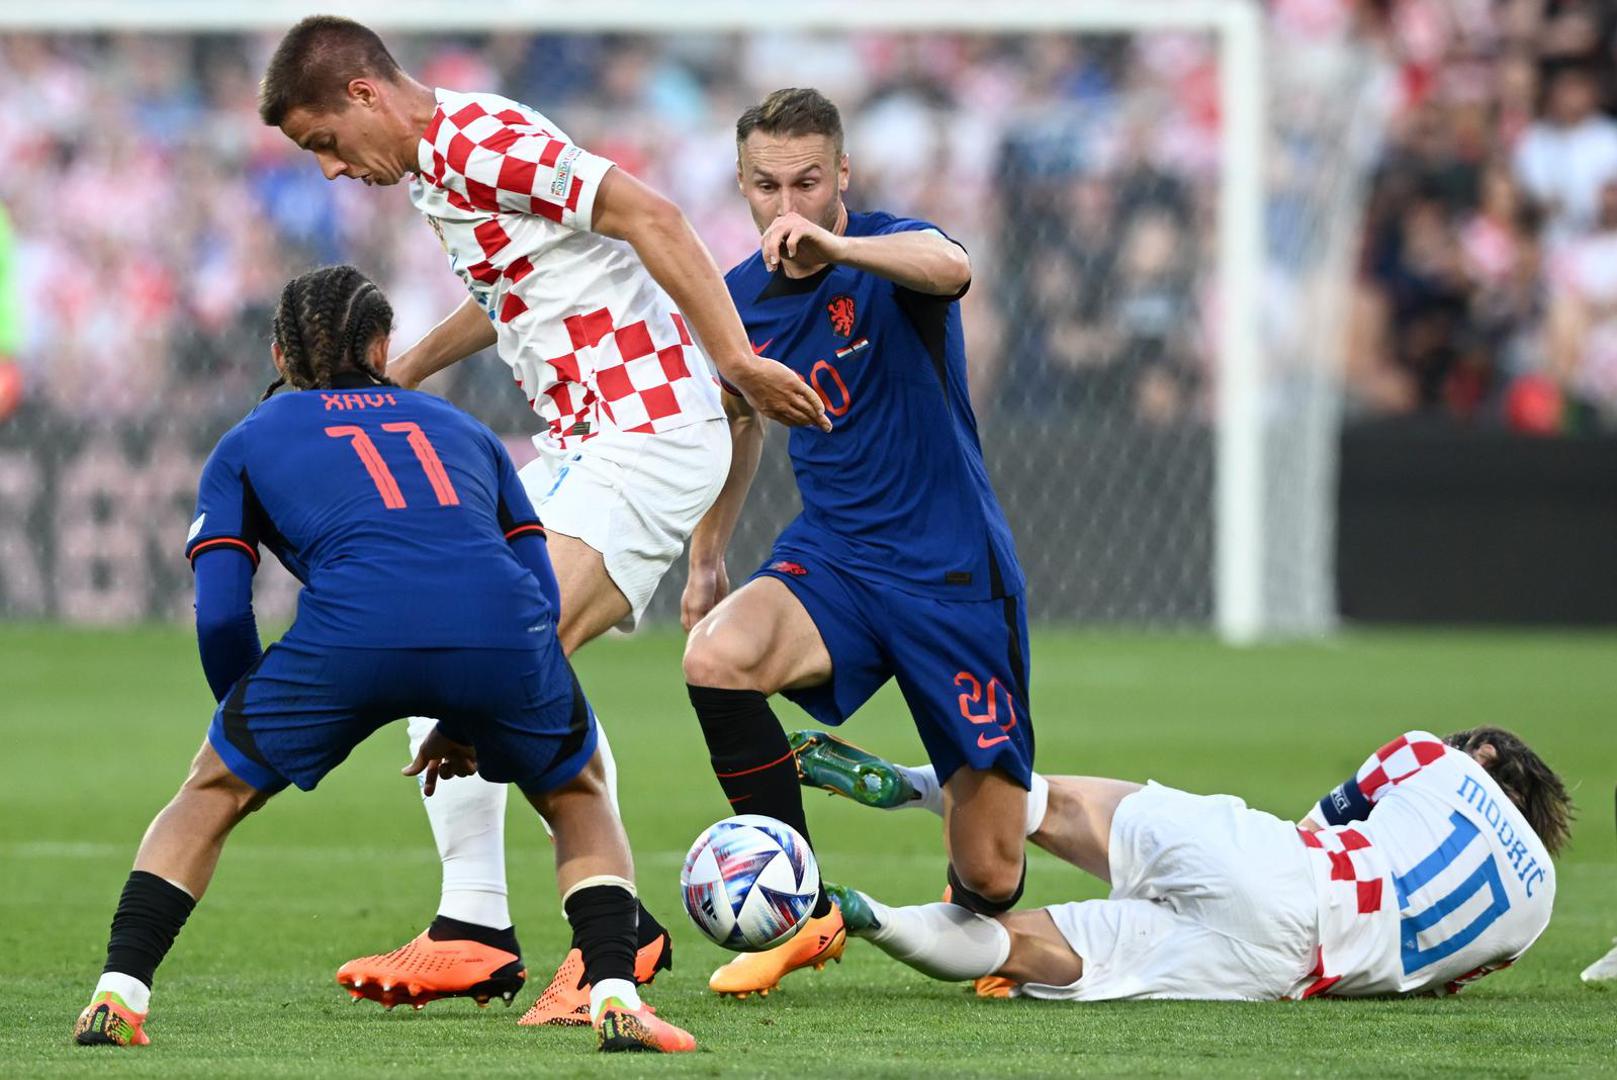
[264,265,395,400]
[1445,726,1573,856]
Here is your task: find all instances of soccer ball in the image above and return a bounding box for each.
[680,814,820,952]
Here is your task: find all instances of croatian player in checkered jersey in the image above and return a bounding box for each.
[259,17,829,1024]
[803,727,1567,1001]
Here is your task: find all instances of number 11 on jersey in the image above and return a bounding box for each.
[325,422,461,509]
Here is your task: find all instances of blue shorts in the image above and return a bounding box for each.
[208,637,597,796]
[755,550,1034,787]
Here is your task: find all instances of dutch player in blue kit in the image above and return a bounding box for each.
[71,266,694,1054]
[681,90,1047,997]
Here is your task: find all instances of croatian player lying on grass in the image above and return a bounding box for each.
[791,726,1568,999]
[72,266,693,1053]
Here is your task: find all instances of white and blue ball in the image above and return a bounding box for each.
[680,814,820,952]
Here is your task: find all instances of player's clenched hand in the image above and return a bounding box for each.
[728,357,832,432]
[682,562,730,631]
[402,725,479,797]
[761,212,847,274]
[387,349,425,391]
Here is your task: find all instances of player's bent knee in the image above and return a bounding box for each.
[682,628,769,690]
[949,856,1028,914]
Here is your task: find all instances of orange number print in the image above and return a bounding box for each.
[324,425,405,509]
[382,422,461,506]
[325,423,461,509]
[954,670,1018,749]
[809,360,852,417]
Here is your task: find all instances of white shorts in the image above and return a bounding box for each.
[519,418,730,630]
[1019,783,1319,1001]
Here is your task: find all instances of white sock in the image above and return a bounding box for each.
[893,763,944,815]
[595,719,621,814]
[892,765,1048,837]
[856,896,1011,982]
[589,977,640,1022]
[408,716,511,929]
[93,972,150,1014]
[1026,773,1050,836]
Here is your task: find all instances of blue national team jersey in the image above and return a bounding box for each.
[726,210,1024,601]
[186,376,550,649]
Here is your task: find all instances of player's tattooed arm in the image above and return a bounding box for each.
[591,168,831,432]
[762,213,970,297]
[387,298,497,390]
[682,391,764,630]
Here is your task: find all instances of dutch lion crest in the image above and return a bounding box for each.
[826,294,856,337]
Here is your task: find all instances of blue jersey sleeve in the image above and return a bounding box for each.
[187,426,265,700]
[185,425,262,570]
[870,215,971,301]
[193,548,262,702]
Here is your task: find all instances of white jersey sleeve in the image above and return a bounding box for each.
[1308,730,1450,826]
[1297,731,1555,999]
[420,93,613,231]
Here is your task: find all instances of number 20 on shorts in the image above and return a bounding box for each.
[955,671,1018,749]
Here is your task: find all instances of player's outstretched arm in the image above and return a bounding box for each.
[192,548,263,702]
[682,391,764,630]
[387,297,497,390]
[762,212,970,297]
[590,168,830,432]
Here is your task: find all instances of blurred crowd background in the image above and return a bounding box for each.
[1351,0,1617,432]
[1,0,1613,625]
[0,26,1235,436]
[2,2,1616,436]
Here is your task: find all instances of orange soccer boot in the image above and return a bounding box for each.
[973,975,1017,998]
[707,901,845,998]
[595,997,697,1053]
[73,992,149,1047]
[336,928,525,1010]
[518,930,673,1027]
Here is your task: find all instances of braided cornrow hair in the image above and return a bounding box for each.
[262,264,396,400]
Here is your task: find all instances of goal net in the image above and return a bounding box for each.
[0,1,1390,637]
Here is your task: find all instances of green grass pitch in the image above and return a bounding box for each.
[4,625,1616,1077]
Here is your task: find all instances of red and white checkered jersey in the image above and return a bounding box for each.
[409,88,722,449]
[1292,731,1554,998]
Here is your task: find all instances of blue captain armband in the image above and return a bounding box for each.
[1317,778,1373,826]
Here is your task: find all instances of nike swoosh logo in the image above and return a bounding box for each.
[750,338,774,355]
[977,733,1011,749]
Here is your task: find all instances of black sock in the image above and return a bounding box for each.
[634,900,668,951]
[427,914,520,957]
[572,898,666,957]
[564,884,637,989]
[687,684,831,918]
[103,871,196,988]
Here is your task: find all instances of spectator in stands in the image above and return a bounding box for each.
[1512,64,1617,245]
[1546,177,1617,424]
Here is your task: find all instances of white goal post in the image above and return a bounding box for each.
[2,0,1362,644]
